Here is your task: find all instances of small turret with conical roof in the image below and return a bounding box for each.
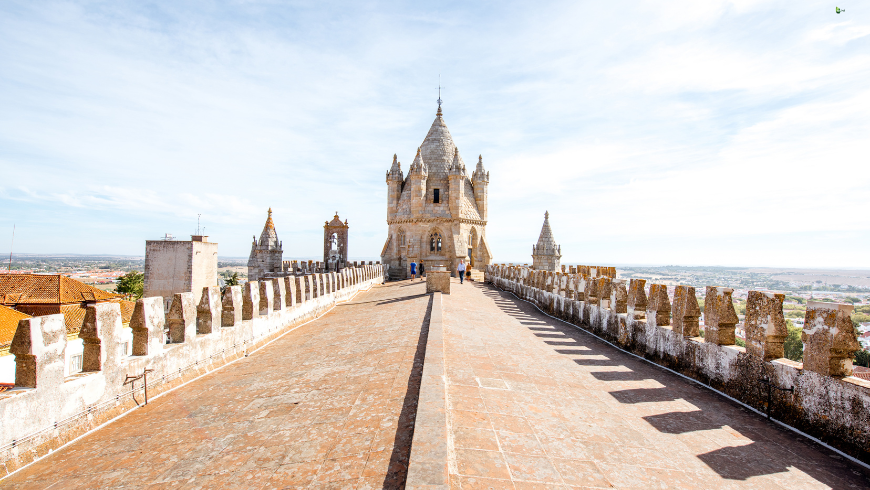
[408,147,428,217]
[532,211,561,271]
[472,154,489,220]
[248,208,285,281]
[386,154,404,219]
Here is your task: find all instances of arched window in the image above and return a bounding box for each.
[398,229,406,246]
[429,232,442,252]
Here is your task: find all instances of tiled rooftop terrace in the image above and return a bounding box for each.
[3,279,869,489]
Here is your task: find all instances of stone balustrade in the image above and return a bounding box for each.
[0,265,385,475]
[485,264,870,460]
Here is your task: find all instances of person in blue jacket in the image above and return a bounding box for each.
[410,261,417,280]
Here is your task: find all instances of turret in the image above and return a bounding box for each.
[471,154,489,221]
[448,147,466,218]
[386,154,403,220]
[408,147,427,218]
[531,211,561,272]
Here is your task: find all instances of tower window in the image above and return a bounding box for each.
[430,232,442,252]
[433,189,440,204]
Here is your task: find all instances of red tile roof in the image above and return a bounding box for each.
[852,366,870,381]
[0,274,119,305]
[15,300,135,337]
[0,305,30,352]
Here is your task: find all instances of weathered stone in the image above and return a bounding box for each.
[704,286,738,346]
[272,278,285,311]
[745,291,787,361]
[221,285,243,327]
[132,297,165,355]
[647,284,671,327]
[597,277,612,309]
[80,303,124,372]
[243,281,260,320]
[283,277,296,308]
[672,285,700,337]
[294,276,304,304]
[802,302,860,377]
[627,278,647,320]
[259,280,274,316]
[427,271,451,294]
[611,279,628,314]
[167,292,197,344]
[10,315,66,388]
[584,278,599,307]
[196,286,222,335]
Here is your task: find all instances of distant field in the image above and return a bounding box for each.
[745,268,870,287]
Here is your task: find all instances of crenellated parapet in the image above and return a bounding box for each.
[485,264,870,461]
[0,264,386,476]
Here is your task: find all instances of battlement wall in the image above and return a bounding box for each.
[0,265,386,476]
[485,264,870,463]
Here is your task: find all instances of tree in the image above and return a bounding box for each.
[783,319,803,362]
[116,271,144,299]
[221,272,239,293]
[855,350,870,368]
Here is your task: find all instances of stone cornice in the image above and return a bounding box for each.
[387,217,487,227]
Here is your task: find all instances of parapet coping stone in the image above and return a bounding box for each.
[405,291,449,489]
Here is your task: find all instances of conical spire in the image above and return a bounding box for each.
[420,109,458,176]
[535,211,559,255]
[258,208,280,250]
[450,147,464,175]
[410,147,427,175]
[387,153,403,181]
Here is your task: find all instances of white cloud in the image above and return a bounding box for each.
[1,1,869,267]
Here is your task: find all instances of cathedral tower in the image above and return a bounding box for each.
[381,102,492,279]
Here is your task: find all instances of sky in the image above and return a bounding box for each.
[1,1,869,267]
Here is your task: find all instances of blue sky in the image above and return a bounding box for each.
[1,1,868,267]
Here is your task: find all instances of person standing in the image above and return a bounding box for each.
[418,261,425,281]
[457,259,466,284]
[410,260,417,280]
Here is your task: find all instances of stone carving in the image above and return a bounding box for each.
[259,281,274,316]
[196,287,221,335]
[611,279,628,314]
[672,285,700,337]
[745,291,787,361]
[243,282,260,320]
[704,286,738,345]
[647,284,671,327]
[80,303,124,372]
[10,315,66,388]
[132,297,165,355]
[166,293,196,344]
[802,302,860,377]
[272,278,285,311]
[221,285,243,327]
[628,279,647,320]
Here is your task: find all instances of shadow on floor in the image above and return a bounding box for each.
[473,281,870,485]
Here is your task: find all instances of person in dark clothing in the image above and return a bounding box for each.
[418,262,425,280]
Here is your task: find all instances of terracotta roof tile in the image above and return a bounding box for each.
[0,274,119,305]
[852,365,870,381]
[0,305,30,352]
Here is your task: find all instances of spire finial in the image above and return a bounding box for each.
[437,74,443,115]
[268,207,272,216]
[545,211,549,220]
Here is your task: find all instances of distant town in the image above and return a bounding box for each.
[5,256,869,352]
